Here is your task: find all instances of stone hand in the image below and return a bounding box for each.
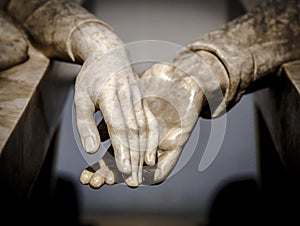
[78,0,300,187]
[80,61,202,187]
[139,50,228,183]
[80,145,123,189]
[80,50,228,187]
[73,28,159,187]
[80,119,153,188]
[4,0,160,187]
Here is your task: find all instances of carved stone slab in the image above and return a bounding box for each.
[254,60,300,174]
[0,45,73,203]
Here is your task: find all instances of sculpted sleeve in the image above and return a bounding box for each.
[4,0,114,62]
[179,0,300,118]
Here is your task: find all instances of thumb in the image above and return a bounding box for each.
[154,148,182,183]
[74,90,100,154]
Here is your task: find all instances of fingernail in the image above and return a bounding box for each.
[90,176,104,189]
[146,153,156,166]
[150,153,156,164]
[125,176,139,188]
[106,172,115,185]
[84,136,95,153]
[91,175,101,185]
[80,171,90,184]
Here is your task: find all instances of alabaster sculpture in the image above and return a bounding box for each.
[0,0,160,187]
[1,0,300,188]
[80,0,300,188]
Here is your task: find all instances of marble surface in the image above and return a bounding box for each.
[0,44,74,203]
[0,45,49,153]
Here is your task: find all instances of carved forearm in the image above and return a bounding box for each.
[181,0,300,117]
[5,0,123,63]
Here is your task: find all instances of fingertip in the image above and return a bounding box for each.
[80,170,93,185]
[105,171,115,185]
[145,152,156,166]
[144,104,159,166]
[90,174,105,189]
[77,121,101,153]
[121,159,132,174]
[83,135,100,154]
[125,175,139,188]
[74,99,101,154]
